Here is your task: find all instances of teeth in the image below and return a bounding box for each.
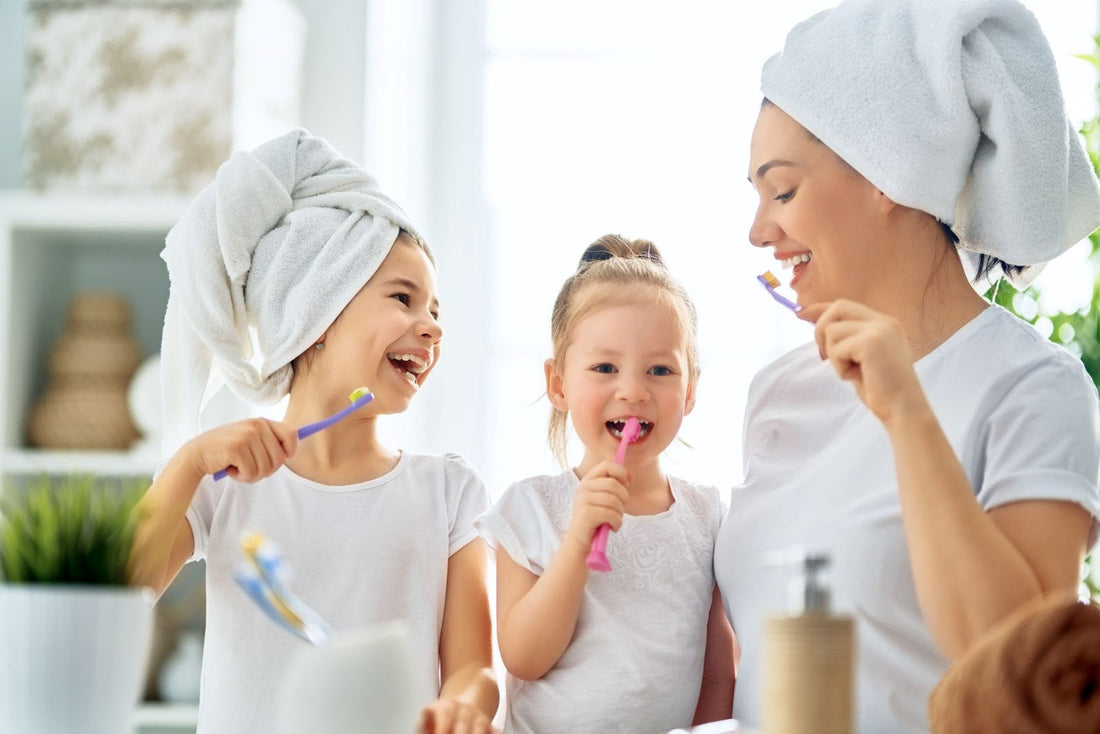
[387,353,429,375]
[607,420,653,438]
[781,252,812,270]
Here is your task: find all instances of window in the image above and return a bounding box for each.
[371,1,1099,501]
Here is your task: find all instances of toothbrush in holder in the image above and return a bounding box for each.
[757,270,802,313]
[213,387,373,481]
[232,531,332,645]
[586,416,641,572]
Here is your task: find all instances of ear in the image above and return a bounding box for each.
[544,359,568,411]
[684,380,696,417]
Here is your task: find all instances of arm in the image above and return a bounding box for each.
[496,461,630,681]
[692,585,737,725]
[804,300,1091,659]
[128,418,298,596]
[419,540,500,734]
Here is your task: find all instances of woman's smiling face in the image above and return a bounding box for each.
[747,102,892,307]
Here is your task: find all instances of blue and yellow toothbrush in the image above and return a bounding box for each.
[233,531,332,645]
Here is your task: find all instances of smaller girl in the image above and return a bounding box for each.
[476,236,735,733]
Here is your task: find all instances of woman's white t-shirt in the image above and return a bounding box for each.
[715,304,1100,733]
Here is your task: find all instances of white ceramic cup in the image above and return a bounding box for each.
[275,620,431,734]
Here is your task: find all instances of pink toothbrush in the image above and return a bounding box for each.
[586,416,641,572]
[213,387,373,481]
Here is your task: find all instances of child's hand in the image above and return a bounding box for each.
[417,698,499,734]
[565,460,630,554]
[183,418,298,482]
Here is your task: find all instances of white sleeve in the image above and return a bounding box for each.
[475,480,554,575]
[185,476,219,562]
[443,453,491,556]
[976,354,1100,541]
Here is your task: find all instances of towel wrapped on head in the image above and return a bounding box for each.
[760,0,1100,287]
[928,595,1100,733]
[159,128,426,458]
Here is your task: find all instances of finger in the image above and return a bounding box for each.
[820,320,863,359]
[271,420,299,456]
[418,706,435,734]
[429,703,453,734]
[257,422,290,474]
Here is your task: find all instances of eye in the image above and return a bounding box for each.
[391,293,411,306]
[592,363,616,374]
[774,189,795,203]
[649,365,674,377]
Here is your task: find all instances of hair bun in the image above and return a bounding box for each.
[578,235,664,269]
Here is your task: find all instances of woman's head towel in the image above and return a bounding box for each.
[159,128,426,456]
[760,0,1100,286]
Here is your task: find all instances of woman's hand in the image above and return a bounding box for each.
[564,460,630,554]
[183,418,299,482]
[798,299,929,427]
[418,698,500,734]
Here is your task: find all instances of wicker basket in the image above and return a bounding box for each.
[27,291,143,449]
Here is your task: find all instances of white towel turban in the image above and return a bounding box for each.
[760,0,1100,287]
[159,128,425,457]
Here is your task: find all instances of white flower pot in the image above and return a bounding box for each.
[0,584,154,734]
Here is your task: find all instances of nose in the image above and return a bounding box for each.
[748,200,782,249]
[419,313,442,344]
[615,372,650,404]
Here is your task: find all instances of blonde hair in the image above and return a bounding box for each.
[547,234,700,467]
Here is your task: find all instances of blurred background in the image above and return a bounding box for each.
[0,0,1096,506]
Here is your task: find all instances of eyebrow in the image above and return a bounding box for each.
[747,159,798,183]
[382,277,440,311]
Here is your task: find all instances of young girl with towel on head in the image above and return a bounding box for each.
[714,0,1100,730]
[475,236,736,733]
[129,129,499,734]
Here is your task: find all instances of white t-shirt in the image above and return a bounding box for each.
[476,470,724,734]
[184,452,490,734]
[715,304,1100,733]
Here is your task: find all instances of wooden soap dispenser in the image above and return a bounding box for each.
[762,550,854,734]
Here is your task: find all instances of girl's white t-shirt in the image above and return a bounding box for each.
[716,304,1100,733]
[476,470,724,734]
[184,452,490,734]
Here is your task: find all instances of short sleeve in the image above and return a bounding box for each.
[475,479,557,575]
[443,453,491,556]
[185,476,219,562]
[976,355,1100,542]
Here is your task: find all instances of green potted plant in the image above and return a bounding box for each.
[0,474,153,734]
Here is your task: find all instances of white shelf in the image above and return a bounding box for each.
[0,448,158,476]
[133,701,199,727]
[0,191,188,475]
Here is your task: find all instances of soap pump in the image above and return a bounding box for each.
[762,550,854,734]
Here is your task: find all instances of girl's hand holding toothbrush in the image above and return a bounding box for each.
[184,418,299,483]
[565,461,630,561]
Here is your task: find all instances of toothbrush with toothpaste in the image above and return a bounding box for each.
[756,270,802,313]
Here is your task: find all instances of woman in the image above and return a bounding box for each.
[715,0,1100,731]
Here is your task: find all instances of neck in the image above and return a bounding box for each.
[282,392,399,484]
[866,223,988,361]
